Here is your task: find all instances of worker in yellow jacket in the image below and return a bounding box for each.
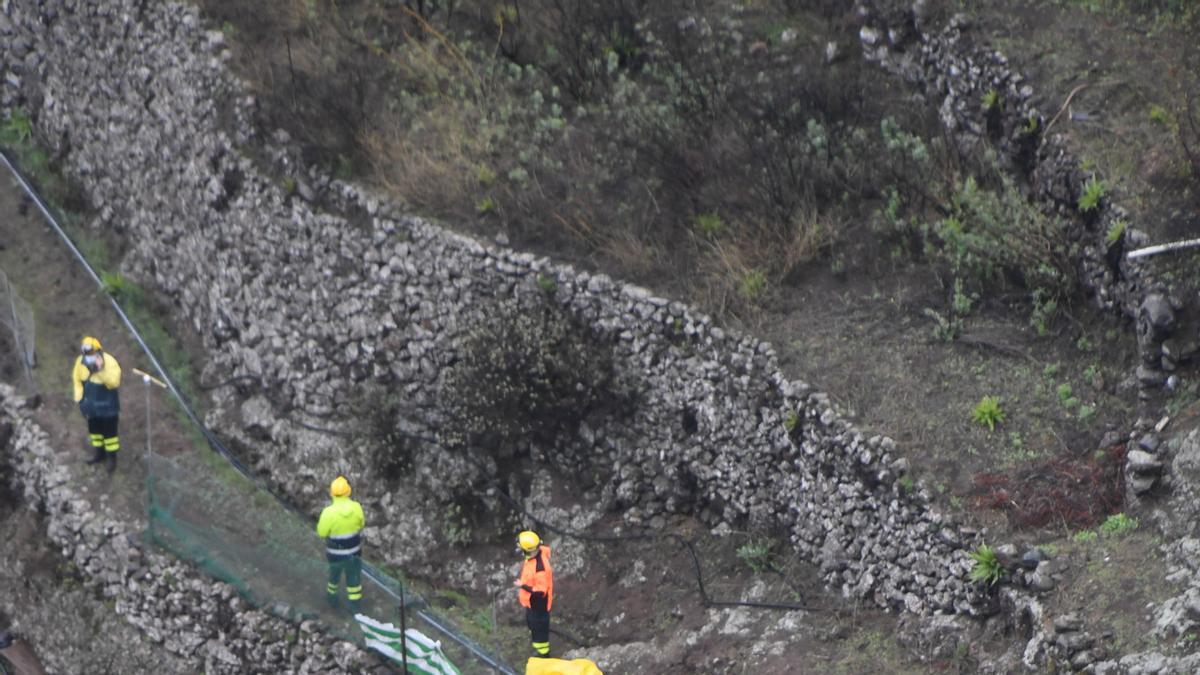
[72,336,121,474]
[317,475,365,612]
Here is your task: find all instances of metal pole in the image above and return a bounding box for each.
[144,373,153,533]
[399,586,409,673]
[1127,237,1200,260]
[492,590,499,675]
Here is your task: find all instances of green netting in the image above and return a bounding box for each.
[146,450,512,673]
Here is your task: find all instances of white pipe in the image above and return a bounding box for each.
[1126,237,1200,260]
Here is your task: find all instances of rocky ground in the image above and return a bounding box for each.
[3,0,1200,673]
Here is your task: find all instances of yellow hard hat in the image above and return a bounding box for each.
[330,476,351,498]
[81,336,102,354]
[518,530,540,553]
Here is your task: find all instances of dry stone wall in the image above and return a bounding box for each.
[0,0,981,617]
[857,0,1190,423]
[0,385,373,674]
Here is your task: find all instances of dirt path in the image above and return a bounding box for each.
[2,166,945,672]
[0,173,197,523]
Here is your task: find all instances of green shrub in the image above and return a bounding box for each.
[737,540,776,574]
[1022,112,1040,135]
[1056,383,1074,404]
[0,108,33,145]
[536,273,558,294]
[1148,104,1170,125]
[695,213,725,238]
[1099,512,1138,536]
[1105,218,1127,245]
[1078,176,1106,213]
[968,544,1005,586]
[100,271,142,305]
[1072,530,1098,543]
[475,164,497,186]
[923,307,961,342]
[475,196,497,214]
[442,503,473,547]
[783,410,800,432]
[933,174,1076,331]
[982,89,1000,110]
[971,396,1005,432]
[739,270,767,301]
[1077,404,1097,425]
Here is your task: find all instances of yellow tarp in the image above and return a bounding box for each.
[525,657,604,675]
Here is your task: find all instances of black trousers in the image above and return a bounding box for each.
[525,607,550,644]
[86,415,120,452]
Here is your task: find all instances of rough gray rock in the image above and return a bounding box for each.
[0,385,374,674]
[0,0,978,620]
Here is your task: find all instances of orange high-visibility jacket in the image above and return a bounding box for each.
[518,545,554,612]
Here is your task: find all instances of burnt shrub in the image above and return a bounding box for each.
[348,386,417,485]
[970,443,1126,530]
[439,296,634,457]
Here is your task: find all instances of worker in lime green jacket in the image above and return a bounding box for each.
[317,475,365,612]
[72,336,121,474]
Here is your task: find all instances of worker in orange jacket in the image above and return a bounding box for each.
[514,530,553,658]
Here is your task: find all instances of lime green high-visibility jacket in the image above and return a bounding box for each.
[317,495,365,559]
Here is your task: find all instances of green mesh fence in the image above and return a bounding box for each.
[146,449,512,673]
[1,147,513,674]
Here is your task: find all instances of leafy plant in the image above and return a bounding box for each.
[783,410,799,433]
[475,164,497,185]
[933,174,1077,332]
[1077,404,1097,425]
[968,544,1005,586]
[739,270,767,301]
[475,196,497,214]
[1056,382,1074,404]
[443,503,473,547]
[982,89,1000,110]
[1099,512,1138,536]
[923,307,961,342]
[100,271,142,304]
[1105,218,1127,245]
[536,274,558,294]
[971,396,1005,431]
[1009,431,1024,450]
[951,278,976,316]
[1042,363,1060,378]
[1072,530,1098,543]
[695,212,725,238]
[1022,112,1040,135]
[0,108,33,145]
[737,540,776,574]
[1078,176,1106,213]
[1148,104,1170,125]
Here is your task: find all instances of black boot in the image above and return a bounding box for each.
[85,445,105,465]
[105,452,117,474]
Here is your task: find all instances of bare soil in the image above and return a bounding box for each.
[0,170,935,671]
[5,0,1200,670]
